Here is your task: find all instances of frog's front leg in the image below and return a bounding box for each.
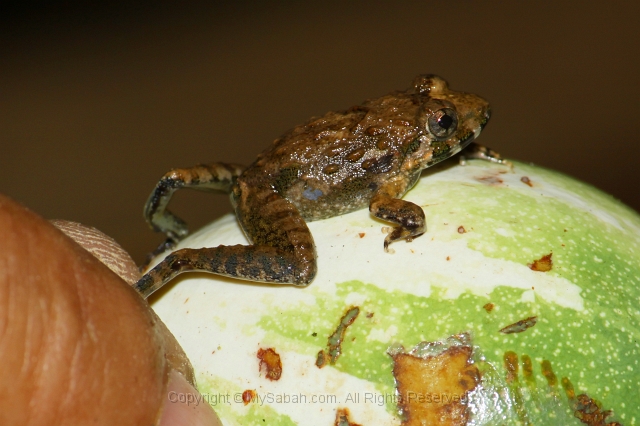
[135,182,316,298]
[369,179,426,251]
[144,163,245,242]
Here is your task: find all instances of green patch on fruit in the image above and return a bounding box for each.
[258,280,635,423]
[516,162,640,234]
[416,171,640,290]
[425,180,639,309]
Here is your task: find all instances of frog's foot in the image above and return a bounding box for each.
[370,192,426,251]
[384,228,425,251]
[459,142,513,171]
[143,162,245,241]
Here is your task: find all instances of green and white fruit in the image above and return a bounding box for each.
[150,159,640,425]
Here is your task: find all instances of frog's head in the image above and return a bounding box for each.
[408,74,491,169]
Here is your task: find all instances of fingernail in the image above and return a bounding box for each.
[158,370,223,426]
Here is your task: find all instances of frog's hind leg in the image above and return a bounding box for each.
[135,185,317,298]
[143,163,245,243]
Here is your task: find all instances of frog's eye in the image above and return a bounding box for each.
[428,108,458,140]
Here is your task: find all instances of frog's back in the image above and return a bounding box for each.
[238,91,423,221]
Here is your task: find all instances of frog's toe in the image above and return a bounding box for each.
[291,260,317,286]
[383,226,424,251]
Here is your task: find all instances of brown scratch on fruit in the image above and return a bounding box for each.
[390,337,480,426]
[316,306,360,368]
[573,394,621,426]
[482,302,494,313]
[561,377,622,425]
[520,176,533,187]
[475,173,504,186]
[504,351,519,383]
[242,389,256,405]
[334,408,362,426]
[257,347,282,381]
[521,354,534,385]
[541,359,558,387]
[528,253,553,272]
[500,316,538,334]
[502,351,531,425]
[562,376,576,400]
[315,350,327,367]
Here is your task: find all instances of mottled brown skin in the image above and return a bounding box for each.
[136,75,503,298]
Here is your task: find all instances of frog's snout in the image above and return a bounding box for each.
[480,106,491,130]
[483,107,492,124]
[471,108,490,141]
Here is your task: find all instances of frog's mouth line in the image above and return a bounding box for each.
[458,106,491,151]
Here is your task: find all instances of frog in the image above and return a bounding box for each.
[134,74,507,298]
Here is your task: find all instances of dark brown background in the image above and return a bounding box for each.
[1,2,639,264]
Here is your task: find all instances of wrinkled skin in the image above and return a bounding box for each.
[0,195,220,426]
[137,75,504,298]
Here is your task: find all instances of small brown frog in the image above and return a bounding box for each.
[135,75,506,297]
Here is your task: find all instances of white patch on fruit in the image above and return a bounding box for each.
[367,325,398,342]
[520,290,536,304]
[495,227,512,237]
[311,218,585,312]
[345,292,367,306]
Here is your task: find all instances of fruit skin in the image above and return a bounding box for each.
[150,159,640,425]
